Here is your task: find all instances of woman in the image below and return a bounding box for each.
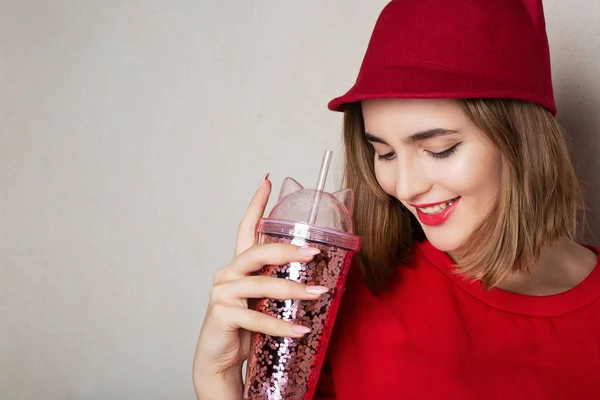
[194,0,600,398]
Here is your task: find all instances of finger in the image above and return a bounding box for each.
[235,173,272,257]
[212,304,312,338]
[210,275,329,304]
[214,243,320,284]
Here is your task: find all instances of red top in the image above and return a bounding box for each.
[315,240,600,399]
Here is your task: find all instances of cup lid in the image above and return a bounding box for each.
[258,218,361,251]
[257,177,361,251]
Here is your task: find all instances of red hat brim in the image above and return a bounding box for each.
[327,62,556,115]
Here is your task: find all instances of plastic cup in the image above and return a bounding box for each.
[243,176,361,400]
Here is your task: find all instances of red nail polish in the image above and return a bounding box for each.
[259,173,270,189]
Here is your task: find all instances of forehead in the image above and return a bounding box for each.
[361,98,470,139]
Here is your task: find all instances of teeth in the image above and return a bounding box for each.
[418,199,456,215]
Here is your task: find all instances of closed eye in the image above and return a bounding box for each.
[377,151,396,161]
[376,142,462,162]
[428,142,462,159]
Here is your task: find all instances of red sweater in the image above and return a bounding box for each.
[316,240,600,399]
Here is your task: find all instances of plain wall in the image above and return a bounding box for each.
[1,1,599,399]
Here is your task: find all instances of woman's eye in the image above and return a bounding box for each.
[428,142,462,160]
[377,151,397,161]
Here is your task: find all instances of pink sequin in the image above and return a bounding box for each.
[243,233,354,400]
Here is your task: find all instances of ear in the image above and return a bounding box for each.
[278,177,304,200]
[332,188,354,214]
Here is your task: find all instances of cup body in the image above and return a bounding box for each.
[243,229,355,400]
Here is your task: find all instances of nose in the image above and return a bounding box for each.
[395,156,431,202]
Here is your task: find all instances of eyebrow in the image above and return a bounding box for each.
[364,128,460,145]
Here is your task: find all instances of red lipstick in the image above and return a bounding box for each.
[410,197,461,226]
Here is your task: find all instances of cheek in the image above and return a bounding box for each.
[374,162,397,196]
[463,150,501,198]
[431,146,501,197]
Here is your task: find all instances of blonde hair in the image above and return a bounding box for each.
[343,99,585,293]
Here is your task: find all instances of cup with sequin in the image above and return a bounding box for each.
[243,155,361,400]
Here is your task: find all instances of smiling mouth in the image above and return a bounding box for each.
[414,197,460,215]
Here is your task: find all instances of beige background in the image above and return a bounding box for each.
[1,1,599,399]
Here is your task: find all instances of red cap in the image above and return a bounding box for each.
[328,0,556,115]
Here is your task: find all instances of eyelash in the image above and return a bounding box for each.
[377,142,462,161]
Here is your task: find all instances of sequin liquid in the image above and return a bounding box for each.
[243,233,354,400]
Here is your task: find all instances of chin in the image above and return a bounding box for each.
[422,228,466,253]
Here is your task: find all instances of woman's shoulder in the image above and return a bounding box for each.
[345,239,448,289]
[339,240,450,315]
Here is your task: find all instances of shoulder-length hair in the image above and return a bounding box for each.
[343,99,585,293]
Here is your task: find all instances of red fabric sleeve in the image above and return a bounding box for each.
[313,356,336,399]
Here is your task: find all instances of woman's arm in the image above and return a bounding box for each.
[193,365,243,400]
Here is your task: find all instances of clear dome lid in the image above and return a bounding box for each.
[258,177,361,251]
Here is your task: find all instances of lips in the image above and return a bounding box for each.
[409,197,461,226]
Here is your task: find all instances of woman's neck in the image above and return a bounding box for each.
[496,237,597,296]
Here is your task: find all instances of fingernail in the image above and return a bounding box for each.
[298,247,321,256]
[259,173,270,189]
[306,285,329,295]
[292,325,311,334]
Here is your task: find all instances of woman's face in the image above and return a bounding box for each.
[361,98,502,253]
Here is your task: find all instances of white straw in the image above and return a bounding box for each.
[307,150,333,225]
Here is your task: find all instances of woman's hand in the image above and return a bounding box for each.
[193,174,328,399]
